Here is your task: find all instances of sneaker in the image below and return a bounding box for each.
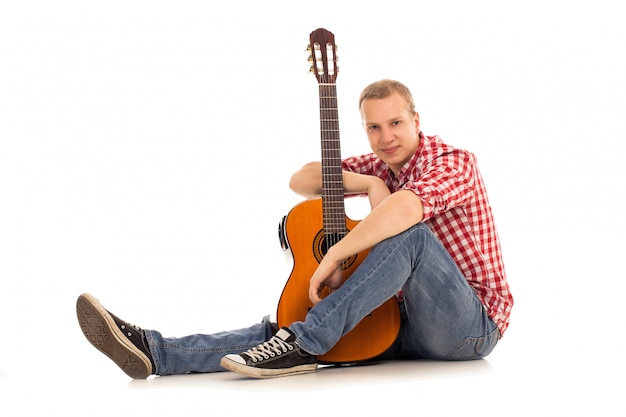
[76,293,155,379]
[220,327,318,378]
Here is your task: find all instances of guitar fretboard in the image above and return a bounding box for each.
[318,83,347,241]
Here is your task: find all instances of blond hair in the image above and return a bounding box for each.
[358,79,416,114]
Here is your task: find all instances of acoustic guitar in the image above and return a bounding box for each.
[276,28,400,363]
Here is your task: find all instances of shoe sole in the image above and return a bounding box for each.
[76,293,152,379]
[219,356,317,379]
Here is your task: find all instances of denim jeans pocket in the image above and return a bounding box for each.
[445,328,500,360]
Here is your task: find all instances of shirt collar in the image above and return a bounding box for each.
[390,132,424,181]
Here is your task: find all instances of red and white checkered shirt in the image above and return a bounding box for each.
[342,134,513,335]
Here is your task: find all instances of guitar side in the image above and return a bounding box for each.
[277,198,401,363]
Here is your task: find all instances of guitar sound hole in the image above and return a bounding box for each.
[312,231,358,269]
[321,233,343,254]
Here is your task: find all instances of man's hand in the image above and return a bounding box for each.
[309,250,344,305]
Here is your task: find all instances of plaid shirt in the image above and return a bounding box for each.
[342,134,513,335]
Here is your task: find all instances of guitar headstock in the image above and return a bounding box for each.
[308,28,338,84]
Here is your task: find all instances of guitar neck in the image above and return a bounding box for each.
[318,82,346,238]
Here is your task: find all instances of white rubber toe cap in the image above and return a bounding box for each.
[223,354,246,365]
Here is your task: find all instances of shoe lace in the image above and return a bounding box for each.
[108,311,142,338]
[119,321,142,337]
[245,335,294,362]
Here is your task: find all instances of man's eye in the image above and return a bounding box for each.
[368,125,378,131]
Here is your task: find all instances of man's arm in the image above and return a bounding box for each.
[289,160,423,254]
[328,189,424,261]
[291,162,426,303]
[289,161,391,209]
[289,162,323,198]
[308,189,424,303]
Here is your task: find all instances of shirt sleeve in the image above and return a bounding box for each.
[341,154,387,198]
[403,149,477,221]
[341,153,378,175]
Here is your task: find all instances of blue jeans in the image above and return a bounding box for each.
[145,317,276,375]
[146,223,498,375]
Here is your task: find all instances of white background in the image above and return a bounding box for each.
[1,1,624,415]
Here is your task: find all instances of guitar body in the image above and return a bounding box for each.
[277,198,401,363]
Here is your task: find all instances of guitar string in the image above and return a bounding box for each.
[319,82,347,249]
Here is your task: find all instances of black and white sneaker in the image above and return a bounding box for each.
[220,327,318,378]
[76,293,155,379]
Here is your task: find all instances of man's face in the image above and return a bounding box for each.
[360,93,421,174]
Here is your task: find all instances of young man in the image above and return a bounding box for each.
[77,79,513,379]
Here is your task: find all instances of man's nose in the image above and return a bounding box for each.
[379,126,393,142]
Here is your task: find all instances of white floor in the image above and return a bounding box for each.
[0,290,621,416]
[1,1,625,416]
